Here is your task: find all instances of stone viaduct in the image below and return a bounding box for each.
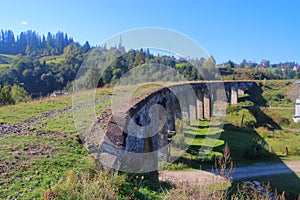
[96,81,254,178]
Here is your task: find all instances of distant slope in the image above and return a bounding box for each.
[39,54,65,64]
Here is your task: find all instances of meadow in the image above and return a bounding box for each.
[0,80,299,199]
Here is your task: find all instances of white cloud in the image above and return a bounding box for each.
[21,21,28,25]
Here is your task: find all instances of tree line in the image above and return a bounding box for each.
[0,42,86,96]
[0,29,82,56]
[0,29,300,106]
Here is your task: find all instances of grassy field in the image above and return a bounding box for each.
[0,95,71,124]
[0,87,113,125]
[0,86,176,199]
[226,80,300,159]
[0,132,95,199]
[0,80,299,199]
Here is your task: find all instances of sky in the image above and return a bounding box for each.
[1,0,300,64]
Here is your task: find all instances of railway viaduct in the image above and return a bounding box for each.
[93,81,255,178]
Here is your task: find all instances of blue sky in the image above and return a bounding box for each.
[1,0,300,64]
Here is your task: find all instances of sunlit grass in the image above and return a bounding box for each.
[0,133,95,199]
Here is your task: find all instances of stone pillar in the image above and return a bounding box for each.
[166,97,176,161]
[158,122,168,162]
[167,101,176,131]
[157,100,169,162]
[181,92,190,125]
[197,89,204,120]
[204,88,211,120]
[231,83,238,104]
[189,96,197,121]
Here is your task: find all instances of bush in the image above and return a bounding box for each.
[10,84,31,103]
[279,117,290,126]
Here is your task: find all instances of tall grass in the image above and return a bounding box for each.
[44,165,129,200]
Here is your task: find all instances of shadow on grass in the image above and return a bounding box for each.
[188,124,210,129]
[224,126,298,198]
[169,122,300,198]
[234,82,282,130]
[184,131,220,139]
[247,107,282,130]
[244,83,268,106]
[164,82,299,198]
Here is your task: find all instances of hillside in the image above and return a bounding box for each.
[0,80,299,199]
[1,29,300,103]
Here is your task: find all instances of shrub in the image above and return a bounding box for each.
[279,117,290,126]
[10,84,31,103]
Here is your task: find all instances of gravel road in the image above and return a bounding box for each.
[159,161,300,187]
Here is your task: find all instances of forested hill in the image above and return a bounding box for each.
[0,29,184,103]
[0,29,299,106]
[0,29,78,56]
[0,29,213,100]
[0,29,93,97]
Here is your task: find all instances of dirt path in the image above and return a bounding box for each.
[159,170,229,186]
[159,161,300,186]
[229,161,300,180]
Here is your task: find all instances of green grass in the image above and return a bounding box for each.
[169,116,277,169]
[175,62,188,67]
[0,95,72,124]
[246,80,295,107]
[1,79,299,199]
[39,55,65,64]
[0,132,95,199]
[0,87,117,199]
[41,112,75,134]
[218,126,276,165]
[0,87,114,125]
[263,130,300,156]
